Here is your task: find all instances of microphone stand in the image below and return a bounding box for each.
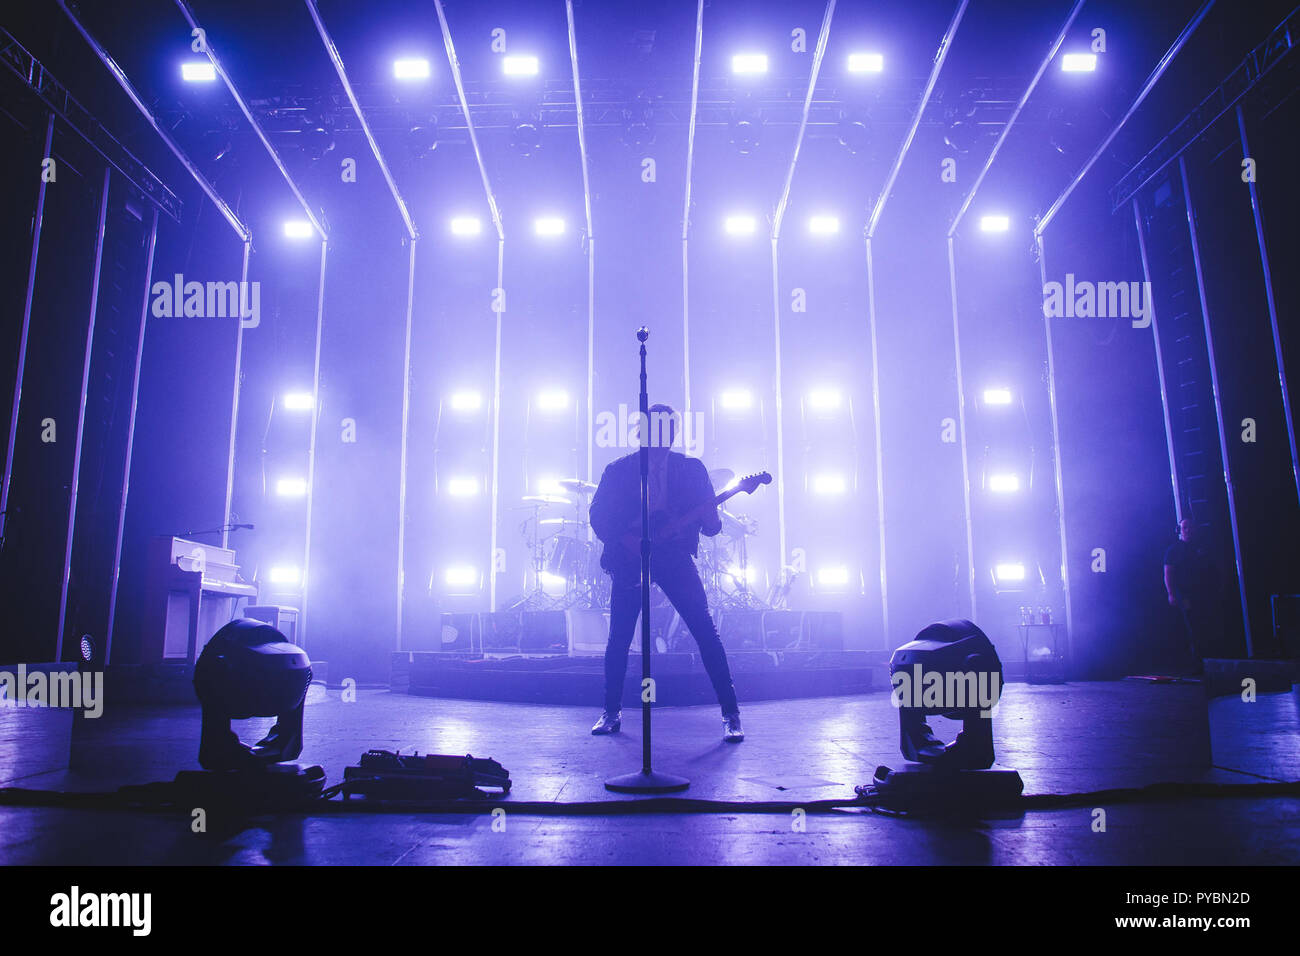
[606,327,690,793]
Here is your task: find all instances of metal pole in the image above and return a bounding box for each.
[105,205,159,664]
[1,114,54,550]
[566,0,593,243]
[765,0,834,573]
[682,238,691,417]
[304,0,417,240]
[639,336,652,771]
[56,0,249,242]
[1180,155,1253,656]
[605,329,689,793]
[586,237,596,485]
[489,239,504,610]
[0,25,180,225]
[1110,9,1299,213]
[175,0,325,240]
[1236,104,1299,508]
[1132,198,1183,522]
[431,0,504,608]
[769,239,788,571]
[871,0,969,237]
[301,239,328,645]
[566,0,595,485]
[948,0,1081,237]
[56,165,111,660]
[946,237,977,620]
[434,0,502,240]
[1038,0,1215,236]
[1034,233,1075,649]
[395,238,417,649]
[865,238,890,643]
[222,240,251,550]
[773,0,836,239]
[681,0,704,417]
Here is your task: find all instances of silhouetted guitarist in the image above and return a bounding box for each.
[588,403,769,742]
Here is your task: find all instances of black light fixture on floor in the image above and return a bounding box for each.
[857,619,1023,812]
[889,619,1003,769]
[192,618,313,771]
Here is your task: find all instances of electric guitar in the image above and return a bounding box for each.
[603,470,772,569]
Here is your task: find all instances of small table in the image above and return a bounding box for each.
[244,605,301,645]
[1017,622,1065,683]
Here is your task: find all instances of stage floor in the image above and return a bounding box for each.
[2,681,1298,865]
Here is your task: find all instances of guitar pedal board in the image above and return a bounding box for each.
[342,750,511,801]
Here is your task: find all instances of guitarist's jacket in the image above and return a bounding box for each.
[589,450,721,570]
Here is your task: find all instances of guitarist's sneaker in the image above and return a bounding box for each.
[591,711,621,735]
[723,713,745,743]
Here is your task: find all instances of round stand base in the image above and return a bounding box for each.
[605,768,690,794]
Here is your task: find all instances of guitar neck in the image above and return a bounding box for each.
[675,486,740,526]
[711,486,744,510]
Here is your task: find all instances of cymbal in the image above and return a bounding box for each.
[521,495,572,506]
[557,478,598,495]
[539,518,585,528]
[708,468,735,490]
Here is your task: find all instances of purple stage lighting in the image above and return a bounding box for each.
[807,387,843,411]
[275,477,307,498]
[817,566,851,589]
[719,388,753,411]
[283,219,314,239]
[282,392,314,411]
[988,473,1021,493]
[812,473,847,495]
[728,564,758,585]
[731,53,768,75]
[449,390,483,412]
[444,566,479,591]
[503,55,539,76]
[724,215,757,236]
[393,58,430,80]
[268,566,301,585]
[534,476,565,495]
[449,217,482,237]
[1061,52,1097,72]
[181,62,216,82]
[979,214,1011,233]
[808,215,840,235]
[994,562,1026,584]
[847,52,884,73]
[446,477,479,497]
[533,217,566,237]
[538,571,567,591]
[535,389,570,412]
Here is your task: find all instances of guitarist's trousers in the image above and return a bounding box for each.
[604,551,739,715]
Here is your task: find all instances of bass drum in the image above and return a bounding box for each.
[545,535,589,580]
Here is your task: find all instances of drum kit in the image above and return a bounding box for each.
[505,468,771,612]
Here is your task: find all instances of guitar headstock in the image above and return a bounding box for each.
[733,471,773,495]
